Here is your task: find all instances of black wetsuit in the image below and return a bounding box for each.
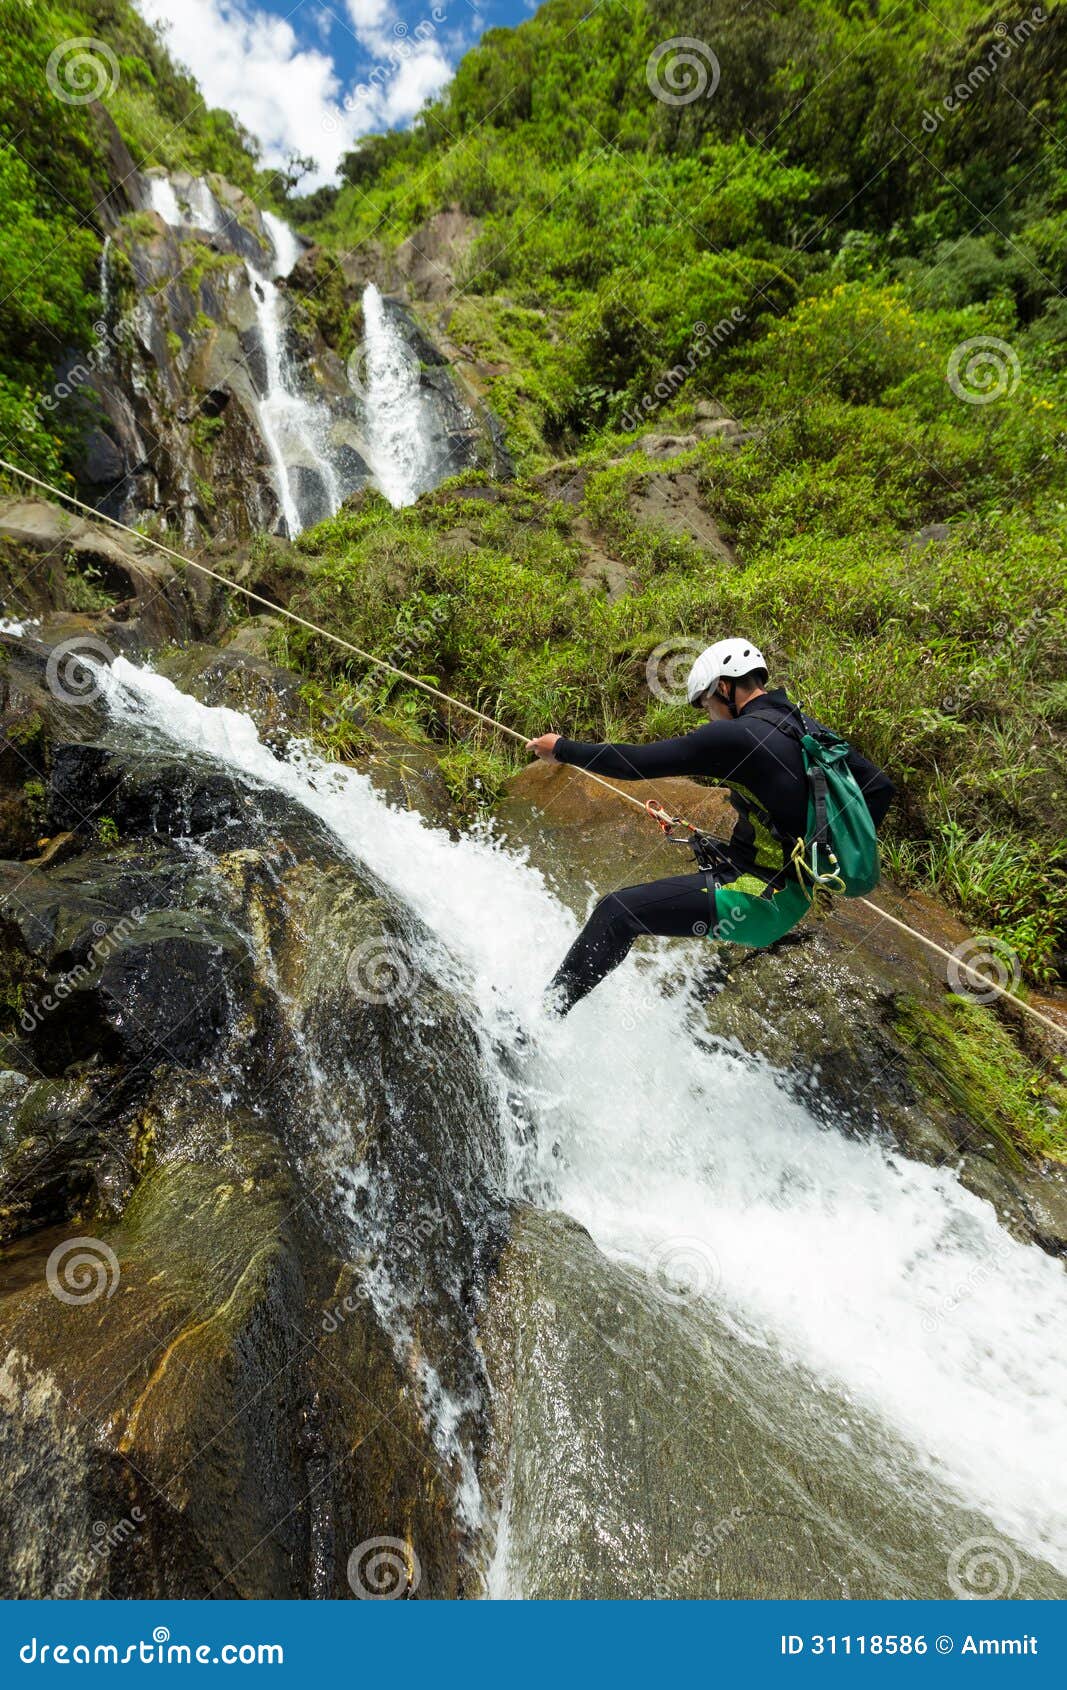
[546,689,894,1012]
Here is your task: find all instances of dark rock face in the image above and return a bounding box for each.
[0,631,508,1597]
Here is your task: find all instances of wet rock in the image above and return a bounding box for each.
[0,703,500,1595]
[0,1073,110,1240]
[480,1208,1065,1599]
[97,910,251,1066]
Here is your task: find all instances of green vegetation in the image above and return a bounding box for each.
[21,779,47,827]
[896,994,1067,1162]
[0,0,270,485]
[0,0,1063,987]
[278,0,1066,983]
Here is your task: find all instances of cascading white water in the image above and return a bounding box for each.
[185,177,222,233]
[360,283,439,508]
[243,224,343,536]
[97,235,114,349]
[145,174,182,225]
[143,172,343,537]
[261,210,303,280]
[94,655,1067,1580]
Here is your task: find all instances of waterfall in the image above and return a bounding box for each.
[145,173,182,225]
[94,654,1067,1582]
[360,283,439,508]
[97,235,114,355]
[185,176,222,233]
[262,209,303,280]
[131,170,482,534]
[142,170,345,537]
[243,214,343,537]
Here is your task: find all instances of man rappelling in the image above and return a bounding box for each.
[526,638,894,1014]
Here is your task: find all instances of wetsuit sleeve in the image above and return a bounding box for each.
[553,722,747,782]
[846,747,894,828]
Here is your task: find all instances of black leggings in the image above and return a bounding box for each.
[547,872,716,1014]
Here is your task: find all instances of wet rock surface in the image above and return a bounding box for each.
[479,1208,1066,1599]
[0,620,507,1596]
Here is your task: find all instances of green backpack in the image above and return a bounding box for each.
[783,716,881,897]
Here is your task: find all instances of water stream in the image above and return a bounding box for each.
[139,173,479,529]
[359,283,440,508]
[92,656,1067,1584]
[242,225,343,537]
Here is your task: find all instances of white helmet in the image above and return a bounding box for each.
[686,638,767,706]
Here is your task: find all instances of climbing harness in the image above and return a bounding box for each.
[0,456,1063,1044]
[646,798,741,917]
[647,798,738,877]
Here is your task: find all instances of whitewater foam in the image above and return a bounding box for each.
[96,657,1067,1574]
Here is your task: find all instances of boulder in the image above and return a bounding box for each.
[479,1208,1065,1598]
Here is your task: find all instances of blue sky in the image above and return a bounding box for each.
[134,0,534,187]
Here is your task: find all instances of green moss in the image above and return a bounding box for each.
[895,994,1067,1166]
[438,745,513,815]
[7,711,44,751]
[190,413,225,455]
[121,211,164,242]
[21,779,47,825]
[64,555,112,611]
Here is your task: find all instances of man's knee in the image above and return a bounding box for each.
[589,885,647,938]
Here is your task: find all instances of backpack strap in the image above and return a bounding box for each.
[756,702,845,889]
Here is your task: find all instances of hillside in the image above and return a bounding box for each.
[288,0,1067,982]
[0,0,1065,985]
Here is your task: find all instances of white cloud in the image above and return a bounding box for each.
[135,0,458,187]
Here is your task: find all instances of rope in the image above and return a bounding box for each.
[1,456,1064,1045]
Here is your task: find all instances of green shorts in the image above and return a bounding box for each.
[712,879,813,950]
